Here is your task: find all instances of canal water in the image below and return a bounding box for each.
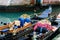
[0,11,34,22]
[0,6,60,40]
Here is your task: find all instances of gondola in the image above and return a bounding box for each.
[30,19,58,40]
[29,13,59,40]
[11,19,59,40]
[0,20,59,40]
[0,19,38,40]
[24,12,59,40]
[0,13,59,40]
[0,14,38,40]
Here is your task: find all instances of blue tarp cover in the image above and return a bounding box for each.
[38,6,52,18]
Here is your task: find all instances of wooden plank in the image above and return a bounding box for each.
[9,23,32,33]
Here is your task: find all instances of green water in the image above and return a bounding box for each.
[0,11,34,22]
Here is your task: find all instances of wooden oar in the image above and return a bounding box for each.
[0,22,14,30]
